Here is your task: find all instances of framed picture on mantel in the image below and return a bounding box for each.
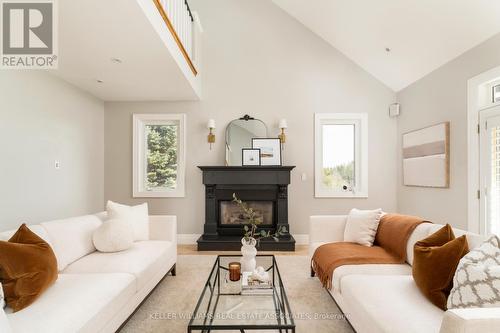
[242,148,261,166]
[252,138,282,166]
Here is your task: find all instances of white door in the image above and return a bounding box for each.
[479,106,500,235]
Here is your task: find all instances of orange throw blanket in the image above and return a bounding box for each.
[312,213,428,289]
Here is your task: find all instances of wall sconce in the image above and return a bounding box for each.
[207,119,216,150]
[278,119,287,144]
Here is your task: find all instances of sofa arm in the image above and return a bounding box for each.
[309,215,347,244]
[440,308,500,333]
[149,215,177,244]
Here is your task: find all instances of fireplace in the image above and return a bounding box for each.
[197,166,296,251]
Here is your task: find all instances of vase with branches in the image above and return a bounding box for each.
[232,193,288,271]
[232,193,288,244]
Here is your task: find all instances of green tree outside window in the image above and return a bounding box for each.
[322,161,354,189]
[146,124,178,190]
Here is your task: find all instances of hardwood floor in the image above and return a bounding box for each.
[178,244,309,256]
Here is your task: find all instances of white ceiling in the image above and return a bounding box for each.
[273,0,500,91]
[52,0,199,101]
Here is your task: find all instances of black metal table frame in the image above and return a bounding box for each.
[188,255,296,333]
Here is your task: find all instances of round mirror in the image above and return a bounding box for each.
[225,115,268,166]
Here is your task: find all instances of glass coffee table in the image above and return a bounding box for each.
[188,255,295,332]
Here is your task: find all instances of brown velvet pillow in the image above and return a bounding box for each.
[0,224,58,312]
[412,224,469,310]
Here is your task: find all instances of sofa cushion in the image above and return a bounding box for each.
[0,282,4,308]
[63,240,175,291]
[0,307,11,333]
[406,223,486,266]
[341,275,444,333]
[0,224,58,312]
[0,283,11,333]
[429,224,486,251]
[406,222,434,266]
[41,215,102,271]
[332,264,411,293]
[6,273,135,333]
[413,224,469,310]
[0,224,52,247]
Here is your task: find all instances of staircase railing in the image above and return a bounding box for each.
[153,0,198,76]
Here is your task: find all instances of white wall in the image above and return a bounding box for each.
[0,71,105,230]
[396,33,500,230]
[104,0,398,235]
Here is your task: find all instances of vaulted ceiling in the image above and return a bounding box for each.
[273,0,500,91]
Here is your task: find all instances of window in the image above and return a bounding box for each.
[314,113,368,197]
[133,114,186,197]
[494,84,500,103]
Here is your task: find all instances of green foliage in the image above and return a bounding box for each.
[146,125,178,190]
[232,193,288,245]
[322,161,354,189]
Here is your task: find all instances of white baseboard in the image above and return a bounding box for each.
[177,234,200,245]
[293,234,309,245]
[177,234,309,245]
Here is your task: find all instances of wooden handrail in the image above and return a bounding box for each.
[153,0,198,76]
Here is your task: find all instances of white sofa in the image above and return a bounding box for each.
[0,212,177,333]
[309,215,500,333]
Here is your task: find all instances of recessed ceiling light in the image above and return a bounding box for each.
[110,57,122,64]
[96,79,103,83]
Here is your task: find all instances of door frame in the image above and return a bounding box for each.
[467,65,500,234]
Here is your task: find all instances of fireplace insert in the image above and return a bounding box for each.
[220,200,274,226]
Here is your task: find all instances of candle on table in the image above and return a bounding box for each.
[228,262,241,282]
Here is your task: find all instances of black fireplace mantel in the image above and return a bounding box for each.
[197,166,296,251]
[199,166,295,185]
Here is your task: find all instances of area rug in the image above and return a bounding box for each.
[119,255,354,333]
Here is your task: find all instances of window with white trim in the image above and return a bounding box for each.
[314,113,368,197]
[133,114,186,197]
[493,84,500,103]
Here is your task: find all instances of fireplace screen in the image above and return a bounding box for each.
[220,201,273,225]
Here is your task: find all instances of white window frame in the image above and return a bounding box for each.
[133,113,186,198]
[314,113,368,198]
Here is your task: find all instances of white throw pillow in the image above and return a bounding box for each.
[448,235,500,309]
[92,219,133,252]
[106,201,149,241]
[343,208,383,246]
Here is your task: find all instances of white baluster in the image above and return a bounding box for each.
[166,0,173,22]
[173,0,178,33]
[180,0,184,44]
[187,19,192,58]
[185,20,189,57]
[184,2,188,52]
[185,2,189,51]
[180,1,185,48]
